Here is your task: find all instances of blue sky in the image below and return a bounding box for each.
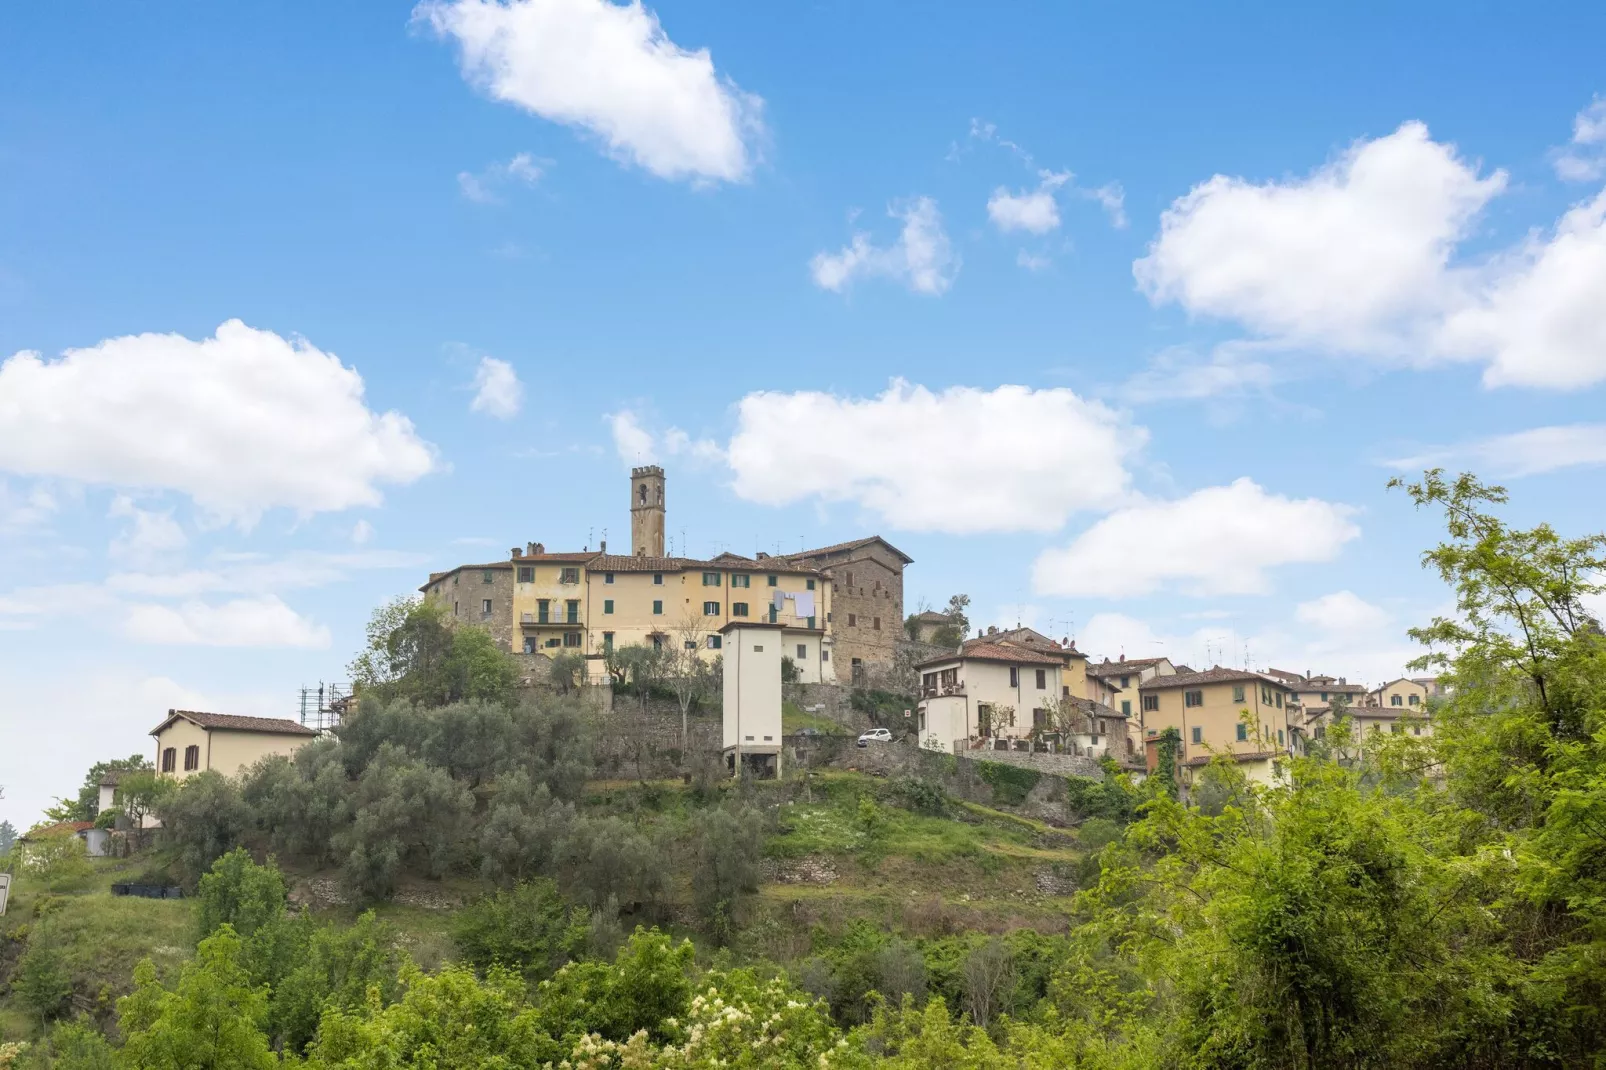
[3,1,1605,828]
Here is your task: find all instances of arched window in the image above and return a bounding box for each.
[639,483,647,504]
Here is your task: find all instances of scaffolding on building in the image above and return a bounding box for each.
[298,682,351,731]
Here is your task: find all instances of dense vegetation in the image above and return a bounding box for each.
[3,470,1605,1067]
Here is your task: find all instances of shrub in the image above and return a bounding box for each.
[14,943,74,1022]
[687,806,765,941]
[452,879,586,983]
[975,761,1041,806]
[18,831,94,893]
[156,771,252,881]
[195,848,286,940]
[892,776,948,816]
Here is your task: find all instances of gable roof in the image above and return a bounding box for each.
[785,535,913,565]
[1371,677,1428,693]
[1066,696,1127,721]
[911,610,953,624]
[1139,667,1293,691]
[585,553,823,576]
[915,641,1067,670]
[1087,656,1171,678]
[151,709,318,738]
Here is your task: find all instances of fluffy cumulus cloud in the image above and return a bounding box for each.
[1033,478,1360,597]
[419,0,761,184]
[0,320,438,523]
[458,151,545,203]
[607,410,720,467]
[811,197,959,296]
[726,380,1142,534]
[1553,96,1606,182]
[1135,122,1505,353]
[469,356,524,418]
[1388,423,1606,479]
[122,595,332,649]
[1295,590,1391,634]
[987,171,1070,235]
[1137,115,1606,390]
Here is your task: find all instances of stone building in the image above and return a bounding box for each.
[419,468,910,679]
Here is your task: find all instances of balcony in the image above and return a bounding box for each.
[921,684,966,698]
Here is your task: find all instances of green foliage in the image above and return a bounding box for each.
[891,777,947,816]
[16,831,93,893]
[547,651,586,695]
[117,927,277,1070]
[1151,726,1181,798]
[451,879,587,983]
[687,806,764,940]
[252,911,406,1056]
[48,755,152,824]
[155,771,252,881]
[14,943,74,1022]
[115,771,173,839]
[337,743,474,901]
[554,814,668,917]
[534,928,695,1044]
[477,774,575,884]
[194,848,286,940]
[10,1020,116,1069]
[241,741,350,864]
[1062,760,1138,824]
[0,819,16,856]
[91,807,120,831]
[850,689,913,725]
[348,596,518,709]
[973,760,1040,806]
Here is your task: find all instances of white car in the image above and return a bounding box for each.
[857,728,893,746]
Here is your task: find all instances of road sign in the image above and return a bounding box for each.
[0,873,11,916]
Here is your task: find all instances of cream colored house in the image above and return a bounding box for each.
[1088,656,1177,755]
[1138,668,1296,786]
[722,621,783,778]
[151,710,317,782]
[1368,677,1432,711]
[914,642,1065,752]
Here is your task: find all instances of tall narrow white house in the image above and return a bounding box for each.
[722,621,784,778]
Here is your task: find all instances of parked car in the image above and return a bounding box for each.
[856,727,893,747]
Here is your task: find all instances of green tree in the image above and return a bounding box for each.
[546,651,586,696]
[0,818,15,856]
[17,829,93,893]
[452,879,587,983]
[155,771,251,881]
[688,805,765,941]
[14,943,74,1023]
[44,754,153,823]
[117,927,276,1070]
[349,596,518,708]
[336,743,473,900]
[195,848,286,940]
[14,1019,117,1069]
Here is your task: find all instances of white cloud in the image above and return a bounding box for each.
[1079,181,1127,229]
[811,197,959,296]
[469,356,524,419]
[123,596,331,649]
[108,496,187,566]
[726,380,1142,534]
[1034,478,1360,597]
[1433,189,1606,389]
[987,171,1070,235]
[0,480,57,529]
[352,519,375,545]
[419,0,762,184]
[1295,590,1390,634]
[606,410,720,468]
[1387,423,1606,479]
[1553,96,1606,182]
[0,320,438,523]
[458,151,545,203]
[1119,345,1280,403]
[1137,116,1606,391]
[1016,250,1052,271]
[1135,121,1505,354]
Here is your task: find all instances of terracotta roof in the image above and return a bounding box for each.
[983,627,1081,656]
[914,642,1067,670]
[1139,667,1293,691]
[21,821,96,840]
[784,535,914,565]
[585,553,823,576]
[1088,656,1170,677]
[911,611,952,624]
[1067,696,1127,721]
[152,710,318,737]
[1184,750,1281,767]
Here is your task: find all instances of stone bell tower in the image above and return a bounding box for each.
[630,466,666,557]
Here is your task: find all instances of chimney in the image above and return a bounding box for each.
[1119,653,1126,662]
[533,542,545,555]
[511,547,522,558]
[599,539,606,553]
[756,551,769,560]
[987,625,997,636]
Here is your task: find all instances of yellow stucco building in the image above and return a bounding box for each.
[1138,668,1296,785]
[150,709,317,782]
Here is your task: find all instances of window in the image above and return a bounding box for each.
[767,575,778,586]
[454,601,459,616]
[753,645,764,652]
[604,572,615,585]
[603,599,614,614]
[1391,694,1403,706]
[161,747,176,773]
[848,614,857,627]
[703,601,721,615]
[183,745,200,771]
[1035,668,1047,689]
[873,617,881,630]
[1191,726,1202,744]
[1278,729,1285,746]
[481,599,492,617]
[1408,694,1419,706]
[565,599,579,623]
[524,638,536,653]
[483,569,495,584]
[731,574,750,588]
[732,602,748,617]
[653,573,663,585]
[1121,699,1131,716]
[537,599,550,623]
[1391,723,1403,734]
[845,571,854,588]
[560,567,580,584]
[1275,693,1283,708]
[1142,694,1159,712]
[806,579,816,590]
[1232,685,1245,703]
[1236,723,1248,741]
[1413,725,1422,736]
[1320,691,1329,702]
[453,574,459,586]
[1033,707,1047,729]
[603,632,614,650]
[1009,666,1020,687]
[702,572,721,586]
[517,566,534,583]
[652,635,663,651]
[563,632,581,648]
[822,650,831,662]
[545,638,560,648]
[707,634,723,649]
[652,600,663,615]
[1120,675,1130,688]
[1184,690,1203,708]
[797,644,807,660]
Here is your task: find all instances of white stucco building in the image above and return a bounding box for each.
[721,621,784,778]
[914,641,1066,753]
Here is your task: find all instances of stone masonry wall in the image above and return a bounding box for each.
[825,546,905,677]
